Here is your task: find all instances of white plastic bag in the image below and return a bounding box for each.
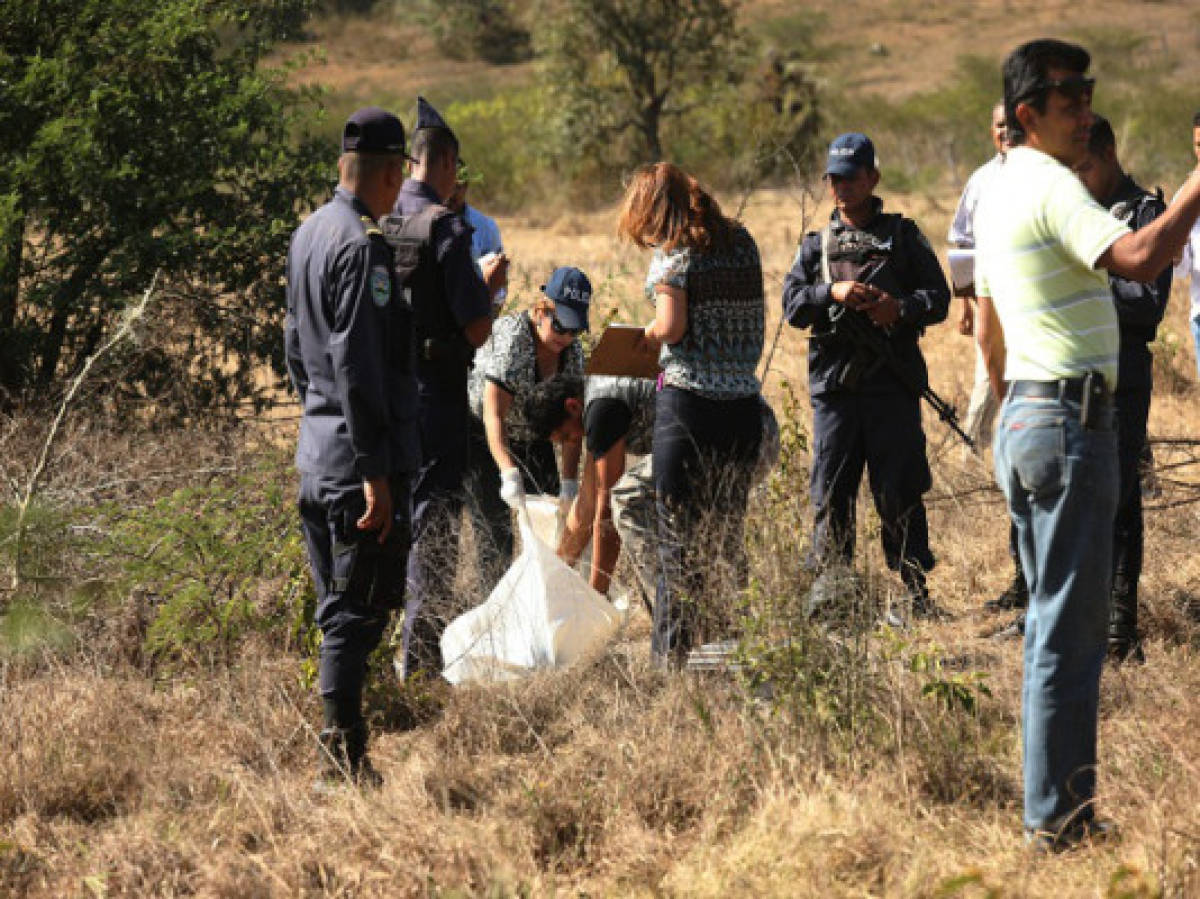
[441,502,620,685]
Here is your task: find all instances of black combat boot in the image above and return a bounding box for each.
[1108,576,1145,664]
[315,693,383,792]
[316,724,383,790]
[886,564,948,627]
[985,564,1029,613]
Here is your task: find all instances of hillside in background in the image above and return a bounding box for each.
[281,0,1200,208]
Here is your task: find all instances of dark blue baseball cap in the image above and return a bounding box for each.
[824,132,877,177]
[342,107,406,154]
[541,267,592,332]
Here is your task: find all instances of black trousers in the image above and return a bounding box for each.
[1112,361,1151,610]
[299,473,411,725]
[463,415,560,595]
[652,386,761,663]
[809,390,934,573]
[401,389,470,680]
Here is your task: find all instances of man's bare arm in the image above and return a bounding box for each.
[975,295,1007,401]
[1100,165,1200,282]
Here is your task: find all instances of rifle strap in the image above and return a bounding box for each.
[819,224,834,286]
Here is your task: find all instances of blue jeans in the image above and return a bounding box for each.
[1191,314,1200,380]
[992,392,1118,832]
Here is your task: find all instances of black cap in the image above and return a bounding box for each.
[342,106,406,154]
[416,96,453,133]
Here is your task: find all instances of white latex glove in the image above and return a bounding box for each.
[499,466,525,510]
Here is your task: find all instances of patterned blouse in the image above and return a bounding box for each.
[468,310,586,442]
[645,225,764,399]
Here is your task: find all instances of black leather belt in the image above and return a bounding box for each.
[1009,377,1109,404]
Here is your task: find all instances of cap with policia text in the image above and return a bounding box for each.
[824,132,877,177]
[541,266,592,332]
[342,107,406,154]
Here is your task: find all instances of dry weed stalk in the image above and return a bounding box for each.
[7,271,159,596]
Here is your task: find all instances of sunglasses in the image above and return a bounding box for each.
[1020,75,1095,104]
[549,315,581,337]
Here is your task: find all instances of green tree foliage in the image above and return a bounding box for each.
[537,0,747,165]
[102,463,313,673]
[412,0,533,65]
[0,0,328,415]
[532,0,821,196]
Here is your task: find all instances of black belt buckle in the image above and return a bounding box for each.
[1079,371,1107,430]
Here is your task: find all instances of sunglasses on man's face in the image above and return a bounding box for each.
[1024,75,1096,104]
[549,316,581,337]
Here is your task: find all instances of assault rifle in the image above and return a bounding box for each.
[826,260,976,451]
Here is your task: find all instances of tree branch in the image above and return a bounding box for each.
[7,270,160,595]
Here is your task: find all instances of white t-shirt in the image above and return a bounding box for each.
[948,153,1005,249]
[1171,188,1200,321]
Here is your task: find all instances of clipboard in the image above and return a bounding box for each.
[586,324,662,379]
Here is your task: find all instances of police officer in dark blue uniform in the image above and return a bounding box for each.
[285,107,417,785]
[383,97,503,681]
[1075,116,1170,661]
[782,133,950,622]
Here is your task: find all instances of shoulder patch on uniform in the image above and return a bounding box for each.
[370,265,391,307]
[360,215,383,238]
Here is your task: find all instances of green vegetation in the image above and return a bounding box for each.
[0,0,329,416]
[99,463,313,674]
[411,0,533,64]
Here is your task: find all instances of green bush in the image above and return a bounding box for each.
[100,460,314,674]
[411,0,532,64]
[445,88,556,212]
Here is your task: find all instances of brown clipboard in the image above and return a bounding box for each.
[585,324,662,379]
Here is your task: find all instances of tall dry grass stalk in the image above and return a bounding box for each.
[3,186,1200,896]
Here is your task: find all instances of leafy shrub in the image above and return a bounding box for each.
[444,88,555,212]
[411,0,532,64]
[100,460,314,674]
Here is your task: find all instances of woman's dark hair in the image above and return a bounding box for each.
[616,162,737,254]
[521,376,584,441]
[1002,39,1091,145]
[1192,109,1200,129]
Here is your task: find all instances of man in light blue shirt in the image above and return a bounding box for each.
[449,177,507,308]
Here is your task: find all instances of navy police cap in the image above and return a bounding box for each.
[824,132,877,177]
[342,106,406,154]
[541,266,592,332]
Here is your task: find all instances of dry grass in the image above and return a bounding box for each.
[8,59,1200,898]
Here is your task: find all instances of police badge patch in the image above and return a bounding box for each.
[370,266,391,307]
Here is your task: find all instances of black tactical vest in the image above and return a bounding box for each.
[819,213,907,302]
[806,211,931,395]
[379,206,460,358]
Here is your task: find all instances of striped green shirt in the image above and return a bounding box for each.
[975,146,1129,388]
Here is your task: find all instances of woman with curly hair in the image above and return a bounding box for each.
[618,163,765,666]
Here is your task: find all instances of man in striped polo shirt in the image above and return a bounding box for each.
[974,38,1200,850]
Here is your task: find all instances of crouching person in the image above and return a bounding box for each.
[523,375,780,621]
[522,375,659,606]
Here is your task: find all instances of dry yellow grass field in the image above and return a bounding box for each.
[6,2,1200,895]
[4,180,1200,896]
